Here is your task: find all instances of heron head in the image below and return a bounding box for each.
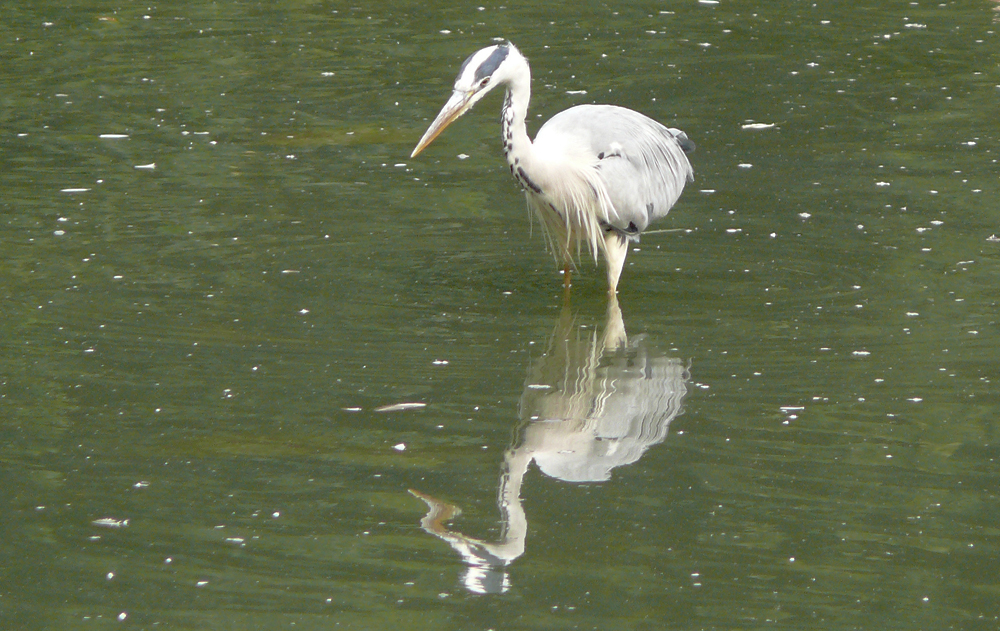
[411,42,519,157]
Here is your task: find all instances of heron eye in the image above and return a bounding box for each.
[479,77,490,87]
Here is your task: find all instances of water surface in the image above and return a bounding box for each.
[2,1,999,629]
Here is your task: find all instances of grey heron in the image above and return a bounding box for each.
[411,41,695,294]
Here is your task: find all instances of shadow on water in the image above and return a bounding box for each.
[409,297,689,594]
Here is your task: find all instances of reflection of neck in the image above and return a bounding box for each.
[409,446,531,569]
[495,446,531,559]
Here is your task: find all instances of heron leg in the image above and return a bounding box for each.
[603,231,629,295]
[602,293,627,349]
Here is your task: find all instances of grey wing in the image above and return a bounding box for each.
[538,104,694,234]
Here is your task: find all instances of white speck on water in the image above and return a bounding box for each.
[60,188,90,193]
[374,402,427,413]
[99,134,129,139]
[393,443,406,451]
[741,123,775,130]
[737,163,752,169]
[134,163,155,170]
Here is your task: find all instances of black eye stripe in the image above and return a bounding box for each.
[473,45,509,83]
[457,51,479,80]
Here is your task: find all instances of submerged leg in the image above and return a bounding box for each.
[601,293,627,349]
[603,230,629,295]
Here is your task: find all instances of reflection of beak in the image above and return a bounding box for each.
[411,91,473,157]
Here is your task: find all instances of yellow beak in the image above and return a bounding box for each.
[411,91,474,158]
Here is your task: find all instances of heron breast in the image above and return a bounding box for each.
[515,166,543,194]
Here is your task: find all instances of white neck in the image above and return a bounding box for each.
[500,51,533,169]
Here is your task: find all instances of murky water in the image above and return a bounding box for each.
[3,1,998,629]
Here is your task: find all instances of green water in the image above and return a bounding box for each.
[2,1,998,629]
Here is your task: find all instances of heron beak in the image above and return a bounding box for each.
[411,91,474,158]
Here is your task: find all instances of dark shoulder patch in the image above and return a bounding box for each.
[670,129,696,154]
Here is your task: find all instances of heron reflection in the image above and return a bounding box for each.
[411,298,689,593]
